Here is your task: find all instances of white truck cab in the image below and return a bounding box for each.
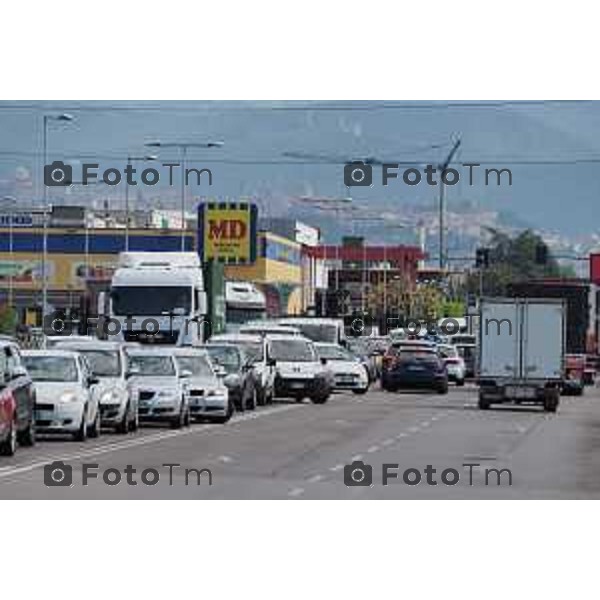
[108,252,207,346]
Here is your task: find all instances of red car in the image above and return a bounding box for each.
[0,353,17,456]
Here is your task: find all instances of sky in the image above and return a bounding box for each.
[0,100,599,238]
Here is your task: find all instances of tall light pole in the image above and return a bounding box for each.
[42,113,75,320]
[145,140,223,251]
[437,136,461,271]
[124,155,157,251]
[383,223,407,325]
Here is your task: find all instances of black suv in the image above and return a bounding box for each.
[0,338,36,446]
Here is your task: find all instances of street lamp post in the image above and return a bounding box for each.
[145,140,223,252]
[437,137,461,271]
[125,155,157,251]
[42,113,74,320]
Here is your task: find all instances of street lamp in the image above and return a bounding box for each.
[124,155,158,251]
[42,113,75,320]
[145,140,224,251]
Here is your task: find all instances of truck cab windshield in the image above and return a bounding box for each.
[112,286,191,316]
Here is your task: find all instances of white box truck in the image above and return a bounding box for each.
[478,298,565,412]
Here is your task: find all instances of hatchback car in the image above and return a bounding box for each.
[381,341,448,394]
[0,339,36,448]
[55,340,138,433]
[314,343,369,394]
[173,348,231,423]
[0,352,18,455]
[126,349,191,428]
[22,350,101,440]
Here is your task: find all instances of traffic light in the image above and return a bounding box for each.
[535,243,548,265]
[475,248,490,268]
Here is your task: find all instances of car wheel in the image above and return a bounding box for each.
[171,401,185,429]
[183,405,191,427]
[17,417,36,447]
[310,393,330,404]
[436,382,449,395]
[456,378,465,387]
[246,386,257,411]
[544,389,559,413]
[0,418,17,456]
[116,406,129,434]
[73,413,88,441]
[88,407,101,438]
[257,387,267,407]
[352,386,369,395]
[478,393,490,410]
[129,406,139,432]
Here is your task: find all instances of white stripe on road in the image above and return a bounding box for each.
[0,404,303,481]
[288,487,305,497]
[307,474,324,483]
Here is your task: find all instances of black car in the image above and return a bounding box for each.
[204,344,259,411]
[0,339,36,446]
[381,342,448,394]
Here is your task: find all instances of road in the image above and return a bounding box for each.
[1,384,600,499]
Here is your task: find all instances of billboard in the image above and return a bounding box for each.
[198,202,258,263]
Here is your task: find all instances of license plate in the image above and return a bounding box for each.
[289,382,305,389]
[506,386,535,399]
[407,365,425,372]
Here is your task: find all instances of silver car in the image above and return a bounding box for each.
[127,349,191,428]
[54,340,138,433]
[173,349,231,423]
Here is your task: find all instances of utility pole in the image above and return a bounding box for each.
[438,136,461,271]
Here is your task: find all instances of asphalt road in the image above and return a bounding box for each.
[1,384,600,499]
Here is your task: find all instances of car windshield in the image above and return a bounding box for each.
[76,349,122,377]
[316,345,354,361]
[111,286,191,316]
[176,355,214,377]
[438,346,458,359]
[237,342,264,362]
[23,355,79,382]
[206,346,241,373]
[128,355,176,376]
[270,339,315,362]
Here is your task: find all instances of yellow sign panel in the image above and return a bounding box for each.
[199,203,258,262]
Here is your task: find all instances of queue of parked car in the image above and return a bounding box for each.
[1,322,475,458]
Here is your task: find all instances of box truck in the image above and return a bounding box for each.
[478,298,565,412]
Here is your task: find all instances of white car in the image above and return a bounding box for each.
[126,349,191,428]
[22,350,101,441]
[173,348,231,423]
[438,344,466,386]
[269,336,333,403]
[314,343,370,394]
[54,340,138,433]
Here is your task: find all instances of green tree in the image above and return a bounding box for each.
[0,304,17,336]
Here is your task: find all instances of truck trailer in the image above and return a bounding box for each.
[478,297,565,412]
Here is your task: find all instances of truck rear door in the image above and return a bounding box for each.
[522,301,564,380]
[480,301,519,379]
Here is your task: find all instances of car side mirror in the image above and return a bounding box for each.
[125,366,140,379]
[180,369,192,378]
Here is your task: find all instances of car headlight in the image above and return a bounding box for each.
[59,392,79,403]
[101,390,124,403]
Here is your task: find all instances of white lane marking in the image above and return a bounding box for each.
[351,454,363,461]
[367,445,379,453]
[0,404,303,480]
[288,487,305,497]
[382,438,394,447]
[397,433,408,439]
[408,426,420,433]
[420,421,431,428]
[330,464,344,472]
[218,455,234,464]
[307,474,324,483]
